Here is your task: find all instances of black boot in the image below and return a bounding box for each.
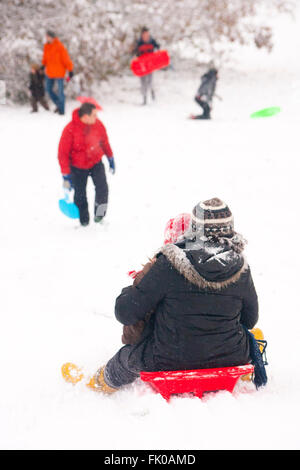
[199,114,211,120]
[79,208,89,227]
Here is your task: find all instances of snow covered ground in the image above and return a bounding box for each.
[1,11,300,450]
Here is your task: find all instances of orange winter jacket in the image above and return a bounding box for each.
[42,38,73,79]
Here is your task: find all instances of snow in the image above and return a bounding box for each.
[1,11,300,451]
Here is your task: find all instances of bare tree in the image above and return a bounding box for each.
[0,0,295,103]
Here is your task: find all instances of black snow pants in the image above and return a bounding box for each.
[194,96,211,119]
[71,161,108,225]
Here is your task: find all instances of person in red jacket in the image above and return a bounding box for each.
[58,102,115,226]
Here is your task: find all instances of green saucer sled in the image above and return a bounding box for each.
[250,107,281,119]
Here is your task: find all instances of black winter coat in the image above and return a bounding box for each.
[115,240,258,372]
[29,71,45,99]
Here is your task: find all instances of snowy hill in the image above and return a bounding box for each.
[1,9,300,450]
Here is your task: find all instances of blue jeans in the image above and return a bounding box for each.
[45,76,65,114]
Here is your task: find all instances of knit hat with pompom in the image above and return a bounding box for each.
[192,198,234,238]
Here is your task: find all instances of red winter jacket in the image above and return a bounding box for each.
[58,109,113,174]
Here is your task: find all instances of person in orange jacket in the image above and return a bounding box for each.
[42,31,73,115]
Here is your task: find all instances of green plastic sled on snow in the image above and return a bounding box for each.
[250,107,281,119]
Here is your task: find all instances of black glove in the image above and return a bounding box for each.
[68,70,74,79]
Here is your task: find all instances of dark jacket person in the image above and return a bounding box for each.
[93,198,258,392]
[29,64,49,112]
[193,68,218,120]
[134,26,160,105]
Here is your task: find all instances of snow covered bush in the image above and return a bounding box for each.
[0,0,295,103]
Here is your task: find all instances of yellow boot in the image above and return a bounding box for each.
[61,363,84,384]
[86,367,117,394]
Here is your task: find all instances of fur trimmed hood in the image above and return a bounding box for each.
[159,241,248,290]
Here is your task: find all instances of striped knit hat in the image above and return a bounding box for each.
[192,198,234,238]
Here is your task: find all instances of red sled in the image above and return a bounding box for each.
[140,364,254,401]
[76,96,102,111]
[131,50,170,77]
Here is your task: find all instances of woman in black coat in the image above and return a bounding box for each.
[93,198,258,393]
